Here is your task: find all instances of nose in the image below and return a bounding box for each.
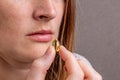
[33,1,57,21]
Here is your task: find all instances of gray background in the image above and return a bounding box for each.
[74,0,120,80]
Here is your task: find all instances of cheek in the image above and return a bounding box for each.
[0,1,32,37]
[54,4,64,35]
[0,4,30,53]
[56,11,64,37]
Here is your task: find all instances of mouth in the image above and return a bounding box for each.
[26,30,54,42]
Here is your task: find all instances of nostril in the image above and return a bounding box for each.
[38,14,55,21]
[39,15,47,19]
[33,4,57,21]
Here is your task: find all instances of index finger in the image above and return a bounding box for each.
[59,46,84,77]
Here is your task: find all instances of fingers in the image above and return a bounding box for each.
[78,60,102,80]
[59,46,84,79]
[26,46,55,80]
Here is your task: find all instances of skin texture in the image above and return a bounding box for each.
[0,0,64,80]
[59,46,102,80]
[0,0,102,80]
[0,0,64,68]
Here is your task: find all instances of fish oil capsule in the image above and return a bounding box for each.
[52,39,61,53]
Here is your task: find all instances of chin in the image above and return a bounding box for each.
[14,46,48,63]
[10,40,52,63]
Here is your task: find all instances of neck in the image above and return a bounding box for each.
[0,57,31,80]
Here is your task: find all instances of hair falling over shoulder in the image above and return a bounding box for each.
[45,0,76,80]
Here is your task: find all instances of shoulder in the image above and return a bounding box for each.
[73,53,92,67]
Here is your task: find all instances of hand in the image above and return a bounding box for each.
[26,46,56,80]
[59,46,102,80]
[77,58,102,80]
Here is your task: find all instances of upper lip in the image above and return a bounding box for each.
[27,30,54,36]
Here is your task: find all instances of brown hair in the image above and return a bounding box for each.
[45,0,76,80]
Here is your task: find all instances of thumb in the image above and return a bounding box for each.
[26,46,55,80]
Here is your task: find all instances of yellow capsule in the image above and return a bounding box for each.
[52,39,61,53]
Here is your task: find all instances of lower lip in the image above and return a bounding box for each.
[27,34,53,42]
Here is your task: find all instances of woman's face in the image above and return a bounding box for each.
[0,0,65,64]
